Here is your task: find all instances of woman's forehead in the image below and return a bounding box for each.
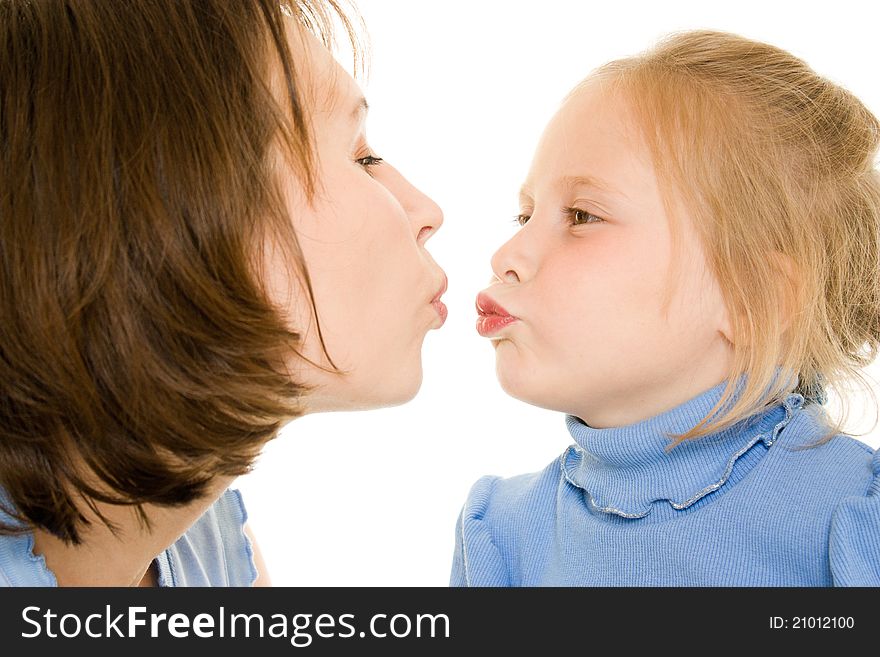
[281,18,361,119]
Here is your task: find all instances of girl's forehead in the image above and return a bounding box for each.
[554,82,637,149]
[526,83,652,193]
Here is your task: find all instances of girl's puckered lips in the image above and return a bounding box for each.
[476,291,520,338]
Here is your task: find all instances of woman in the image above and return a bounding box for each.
[0,0,445,586]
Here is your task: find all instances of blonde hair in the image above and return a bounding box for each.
[584,30,880,446]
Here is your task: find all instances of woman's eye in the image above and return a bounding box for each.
[355,154,384,175]
[513,214,531,226]
[565,207,604,225]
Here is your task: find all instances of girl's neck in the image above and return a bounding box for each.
[31,476,234,587]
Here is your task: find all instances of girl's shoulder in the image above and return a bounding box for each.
[770,404,877,499]
[451,460,564,587]
[773,407,880,585]
[826,443,880,586]
[458,457,565,530]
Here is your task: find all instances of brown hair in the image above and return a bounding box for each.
[582,30,880,446]
[0,0,360,543]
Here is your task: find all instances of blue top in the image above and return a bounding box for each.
[0,488,257,586]
[450,379,880,586]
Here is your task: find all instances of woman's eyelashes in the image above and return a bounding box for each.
[513,207,605,227]
[355,153,384,177]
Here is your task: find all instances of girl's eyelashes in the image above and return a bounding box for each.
[563,207,604,226]
[512,207,605,227]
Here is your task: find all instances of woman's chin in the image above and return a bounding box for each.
[309,370,424,413]
[358,383,422,411]
[375,369,424,408]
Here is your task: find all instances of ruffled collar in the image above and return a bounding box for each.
[561,376,805,519]
[0,492,58,586]
[0,491,167,586]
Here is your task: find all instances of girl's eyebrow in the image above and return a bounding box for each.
[560,174,629,201]
[520,174,629,204]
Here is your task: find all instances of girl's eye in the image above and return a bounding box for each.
[355,154,384,175]
[512,209,604,227]
[564,207,604,226]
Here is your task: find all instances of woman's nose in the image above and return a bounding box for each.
[412,194,443,243]
[390,165,443,243]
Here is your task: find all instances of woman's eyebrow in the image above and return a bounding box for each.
[349,96,369,124]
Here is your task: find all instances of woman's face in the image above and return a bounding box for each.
[266,27,447,412]
[479,79,734,427]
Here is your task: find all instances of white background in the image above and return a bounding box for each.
[237,0,880,586]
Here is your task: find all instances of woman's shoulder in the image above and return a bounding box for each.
[0,532,56,587]
[1,487,257,587]
[0,487,56,587]
[156,487,258,587]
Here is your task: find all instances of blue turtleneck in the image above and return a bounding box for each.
[450,378,880,586]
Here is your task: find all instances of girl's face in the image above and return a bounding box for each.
[479,79,734,427]
[266,28,447,412]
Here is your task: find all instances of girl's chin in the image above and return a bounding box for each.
[494,358,574,414]
[496,386,562,414]
[495,367,538,406]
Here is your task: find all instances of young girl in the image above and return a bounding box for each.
[452,30,880,586]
